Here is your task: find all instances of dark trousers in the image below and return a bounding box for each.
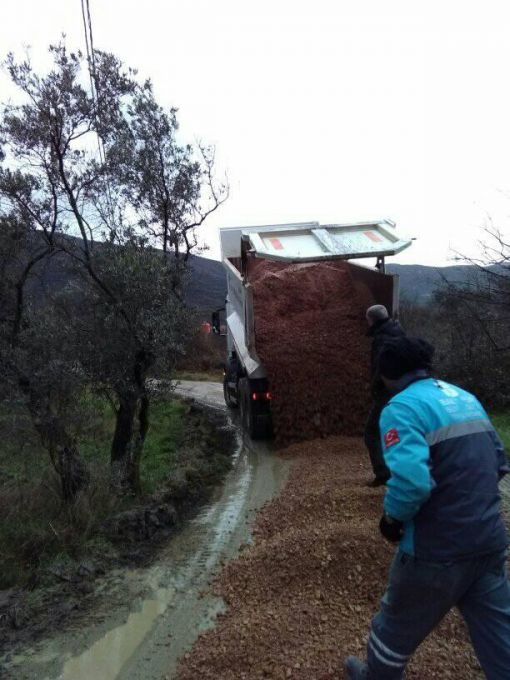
[366,549,510,679]
[364,393,390,479]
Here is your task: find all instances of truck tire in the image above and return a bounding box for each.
[223,374,238,409]
[239,378,254,437]
[239,378,267,440]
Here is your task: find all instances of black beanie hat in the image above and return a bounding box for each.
[378,336,435,380]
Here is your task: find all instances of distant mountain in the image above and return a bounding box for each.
[386,263,479,304]
[191,260,482,309]
[19,232,483,312]
[187,255,226,312]
[46,249,227,313]
[18,233,227,314]
[149,259,483,310]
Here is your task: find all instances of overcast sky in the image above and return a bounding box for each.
[1,0,510,266]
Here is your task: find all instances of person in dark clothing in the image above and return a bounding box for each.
[364,305,406,486]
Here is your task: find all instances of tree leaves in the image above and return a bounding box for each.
[0,39,219,493]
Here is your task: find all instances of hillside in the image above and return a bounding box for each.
[21,234,227,314]
[386,262,478,304]
[186,255,226,311]
[188,259,479,309]
[19,233,480,311]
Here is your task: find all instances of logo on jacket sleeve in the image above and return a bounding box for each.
[384,428,400,448]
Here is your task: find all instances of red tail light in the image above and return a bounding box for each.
[252,392,273,401]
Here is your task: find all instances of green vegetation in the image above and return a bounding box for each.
[0,396,185,488]
[492,413,510,452]
[1,42,226,501]
[0,396,188,589]
[141,400,187,494]
[75,394,188,494]
[0,37,230,606]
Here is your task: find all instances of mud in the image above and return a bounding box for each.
[1,384,289,680]
[0,399,234,663]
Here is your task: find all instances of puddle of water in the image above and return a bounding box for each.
[6,420,289,680]
[51,588,175,680]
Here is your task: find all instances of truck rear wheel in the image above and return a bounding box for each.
[238,378,252,434]
[239,378,268,440]
[223,374,238,409]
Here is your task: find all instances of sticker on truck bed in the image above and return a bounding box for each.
[270,238,284,250]
[364,231,383,242]
[384,428,400,448]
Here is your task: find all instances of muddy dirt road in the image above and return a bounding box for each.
[173,380,225,410]
[3,382,289,680]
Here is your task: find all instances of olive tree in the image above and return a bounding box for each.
[66,238,191,493]
[0,42,223,497]
[110,81,228,259]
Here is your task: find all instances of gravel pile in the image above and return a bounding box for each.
[177,437,483,680]
[248,259,372,446]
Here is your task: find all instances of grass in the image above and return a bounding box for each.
[492,413,510,452]
[141,399,186,494]
[0,395,186,487]
[0,402,48,482]
[0,394,187,588]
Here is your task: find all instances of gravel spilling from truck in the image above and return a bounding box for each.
[248,259,372,445]
[177,437,483,680]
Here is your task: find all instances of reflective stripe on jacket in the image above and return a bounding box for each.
[380,378,509,560]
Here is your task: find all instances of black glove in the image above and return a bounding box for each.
[379,514,404,543]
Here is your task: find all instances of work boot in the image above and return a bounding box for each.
[344,656,369,679]
[366,476,389,488]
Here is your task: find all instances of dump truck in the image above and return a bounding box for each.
[213,220,412,439]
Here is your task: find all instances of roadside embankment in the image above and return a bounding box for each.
[0,398,235,660]
[177,436,484,680]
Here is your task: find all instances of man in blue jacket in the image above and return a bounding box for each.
[345,336,510,680]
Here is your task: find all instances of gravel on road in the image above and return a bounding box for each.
[177,436,483,680]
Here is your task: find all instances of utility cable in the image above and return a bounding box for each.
[79,0,116,230]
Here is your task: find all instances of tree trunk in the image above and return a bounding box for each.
[24,388,89,504]
[58,444,90,503]
[110,352,152,494]
[110,393,137,493]
[127,393,150,495]
[110,393,150,495]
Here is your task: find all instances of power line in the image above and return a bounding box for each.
[79,0,116,228]
[85,0,96,72]
[80,0,95,109]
